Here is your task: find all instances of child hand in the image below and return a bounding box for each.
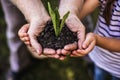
[18,24,31,46]
[71,33,96,57]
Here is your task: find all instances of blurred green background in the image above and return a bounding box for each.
[0,0,99,80]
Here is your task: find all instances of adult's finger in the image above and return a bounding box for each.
[61,49,71,55]
[66,15,85,49]
[64,42,77,51]
[28,22,46,55]
[43,48,56,55]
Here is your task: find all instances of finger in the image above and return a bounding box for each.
[77,40,95,55]
[64,42,77,51]
[18,24,29,36]
[24,37,30,41]
[27,45,38,55]
[43,54,56,58]
[30,36,42,55]
[61,49,71,55]
[19,33,29,39]
[71,50,85,57]
[82,34,93,49]
[59,56,66,60]
[43,54,60,59]
[56,49,62,55]
[77,29,85,49]
[24,41,31,46]
[43,48,56,55]
[21,37,30,42]
[54,54,60,58]
[21,36,31,46]
[28,22,46,55]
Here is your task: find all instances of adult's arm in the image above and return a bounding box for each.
[59,0,84,18]
[10,0,49,23]
[10,0,50,54]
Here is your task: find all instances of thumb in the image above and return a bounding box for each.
[82,33,94,49]
[77,29,85,49]
[30,36,42,55]
[27,22,45,55]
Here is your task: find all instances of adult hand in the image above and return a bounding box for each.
[27,16,50,55]
[12,0,55,55]
[57,0,85,56]
[57,14,86,56]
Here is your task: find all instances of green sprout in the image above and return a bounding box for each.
[48,2,70,37]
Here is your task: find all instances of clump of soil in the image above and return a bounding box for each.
[37,21,78,50]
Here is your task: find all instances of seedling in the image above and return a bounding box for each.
[48,2,70,36]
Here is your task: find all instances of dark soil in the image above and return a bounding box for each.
[37,21,78,50]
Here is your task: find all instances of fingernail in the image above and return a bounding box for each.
[82,44,86,49]
[37,49,41,54]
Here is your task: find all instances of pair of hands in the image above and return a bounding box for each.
[18,14,85,60]
[18,1,96,60]
[18,16,96,60]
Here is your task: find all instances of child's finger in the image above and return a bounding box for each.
[43,54,60,59]
[77,40,95,55]
[59,56,66,60]
[18,24,29,38]
[23,37,30,41]
[21,36,29,42]
[19,33,28,38]
[18,24,29,33]
[71,50,85,57]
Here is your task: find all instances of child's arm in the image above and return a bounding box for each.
[80,0,100,19]
[71,33,120,57]
[95,34,120,52]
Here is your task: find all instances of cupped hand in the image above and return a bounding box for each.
[58,14,86,56]
[71,33,96,57]
[18,24,30,45]
[18,23,62,59]
[65,14,85,49]
[27,19,48,54]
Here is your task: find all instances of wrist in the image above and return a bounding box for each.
[94,33,99,46]
[29,15,50,30]
[59,0,83,19]
[28,10,50,23]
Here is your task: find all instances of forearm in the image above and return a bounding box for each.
[10,0,49,23]
[59,0,84,18]
[95,34,120,52]
[80,0,100,19]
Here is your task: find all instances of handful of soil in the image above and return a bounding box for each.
[37,21,78,50]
